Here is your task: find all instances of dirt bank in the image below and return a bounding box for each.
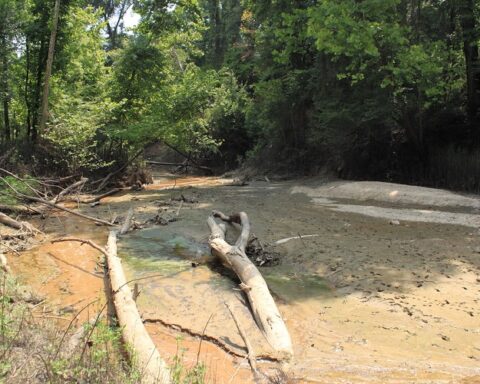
[5,174,480,383]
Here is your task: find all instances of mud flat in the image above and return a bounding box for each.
[7,175,480,383]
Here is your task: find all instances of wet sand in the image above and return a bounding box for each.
[6,174,480,383]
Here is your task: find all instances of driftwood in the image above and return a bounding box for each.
[119,208,134,235]
[51,177,88,204]
[146,159,213,174]
[106,230,171,383]
[0,212,40,233]
[53,222,171,383]
[207,211,293,359]
[274,234,320,246]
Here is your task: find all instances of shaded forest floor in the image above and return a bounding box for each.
[3,169,480,383]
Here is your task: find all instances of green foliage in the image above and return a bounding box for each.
[50,320,140,383]
[0,175,38,205]
[171,336,206,384]
[126,65,247,156]
[108,10,248,158]
[45,6,117,173]
[0,272,140,383]
[0,0,478,187]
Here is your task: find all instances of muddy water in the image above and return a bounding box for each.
[7,175,480,383]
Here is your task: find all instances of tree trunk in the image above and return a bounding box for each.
[105,230,171,384]
[25,37,31,137]
[31,36,46,141]
[207,211,293,359]
[458,0,480,120]
[38,0,61,134]
[1,35,10,142]
[52,232,171,384]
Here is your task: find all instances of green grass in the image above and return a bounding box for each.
[0,271,209,384]
[171,336,206,384]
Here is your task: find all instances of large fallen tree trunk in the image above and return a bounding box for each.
[53,230,171,384]
[207,211,293,359]
[106,230,171,384]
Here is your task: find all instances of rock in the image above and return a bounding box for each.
[390,220,400,225]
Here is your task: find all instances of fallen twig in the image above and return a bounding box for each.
[79,188,123,204]
[225,301,259,374]
[28,196,115,226]
[273,234,320,245]
[175,200,184,216]
[51,238,108,256]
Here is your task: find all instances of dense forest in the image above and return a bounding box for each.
[0,0,479,190]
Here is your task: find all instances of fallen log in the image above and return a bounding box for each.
[207,211,293,359]
[106,230,171,383]
[0,204,42,215]
[119,208,134,235]
[53,230,171,383]
[0,212,40,233]
[52,177,88,203]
